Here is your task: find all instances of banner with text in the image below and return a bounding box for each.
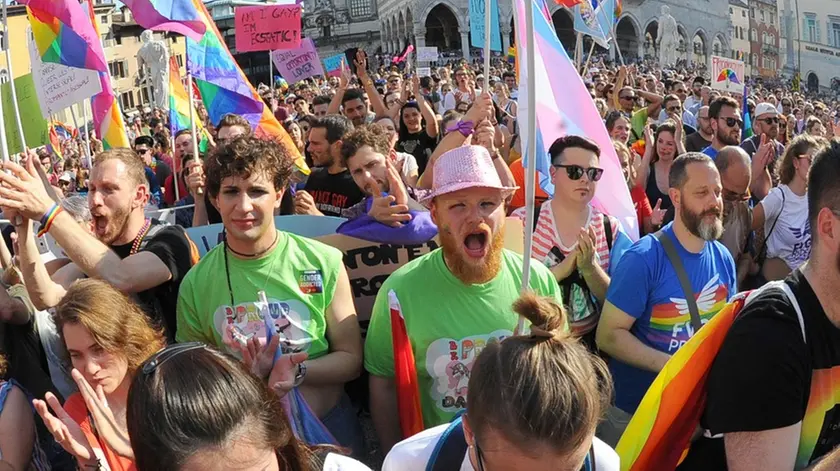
[235,4,302,52]
[28,34,102,119]
[468,0,502,52]
[271,39,325,83]
[416,46,439,62]
[710,55,746,94]
[323,54,345,78]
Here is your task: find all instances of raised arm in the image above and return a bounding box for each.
[411,76,439,138]
[356,50,388,118]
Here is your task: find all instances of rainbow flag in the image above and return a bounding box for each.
[23,0,107,73]
[122,0,206,41]
[742,85,753,141]
[47,123,63,160]
[514,0,638,239]
[168,56,210,151]
[388,290,424,438]
[616,293,748,470]
[83,1,130,150]
[187,0,308,174]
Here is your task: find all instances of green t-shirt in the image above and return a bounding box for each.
[176,230,342,359]
[629,108,649,144]
[364,248,562,428]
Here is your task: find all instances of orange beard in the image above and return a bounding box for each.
[440,222,505,285]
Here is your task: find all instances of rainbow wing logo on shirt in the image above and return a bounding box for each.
[797,366,840,468]
[649,274,729,353]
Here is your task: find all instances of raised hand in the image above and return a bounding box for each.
[651,198,667,227]
[577,226,598,274]
[465,92,493,125]
[367,177,411,228]
[72,369,133,459]
[33,393,95,461]
[354,49,368,80]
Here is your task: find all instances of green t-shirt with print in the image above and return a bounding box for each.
[176,230,342,359]
[364,248,562,429]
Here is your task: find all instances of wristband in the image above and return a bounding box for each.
[37,204,62,238]
[446,120,475,137]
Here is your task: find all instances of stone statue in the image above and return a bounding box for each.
[656,5,679,67]
[137,30,170,110]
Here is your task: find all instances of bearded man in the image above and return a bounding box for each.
[364,145,562,453]
[595,152,737,446]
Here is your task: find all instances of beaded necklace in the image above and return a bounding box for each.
[130,219,152,255]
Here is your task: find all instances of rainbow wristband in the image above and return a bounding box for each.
[37,204,62,238]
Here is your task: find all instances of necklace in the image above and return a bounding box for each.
[225,231,279,259]
[130,219,152,255]
[223,230,281,306]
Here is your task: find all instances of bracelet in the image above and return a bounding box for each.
[78,459,102,470]
[37,205,62,238]
[39,203,59,226]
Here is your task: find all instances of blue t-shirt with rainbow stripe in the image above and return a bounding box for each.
[606,223,736,413]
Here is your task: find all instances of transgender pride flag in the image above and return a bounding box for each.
[514,0,638,240]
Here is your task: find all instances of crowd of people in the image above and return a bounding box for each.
[0,44,839,471]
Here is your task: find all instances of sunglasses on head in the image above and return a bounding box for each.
[720,117,743,128]
[554,164,604,182]
[760,117,780,125]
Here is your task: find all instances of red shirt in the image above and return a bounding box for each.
[631,184,652,230]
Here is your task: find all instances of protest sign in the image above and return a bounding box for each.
[323,54,345,78]
[416,46,438,62]
[271,39,325,83]
[234,4,302,52]
[316,218,524,327]
[1,74,48,154]
[468,0,502,52]
[710,55,745,94]
[416,67,432,77]
[28,35,101,120]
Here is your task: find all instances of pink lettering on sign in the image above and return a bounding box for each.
[235,5,302,52]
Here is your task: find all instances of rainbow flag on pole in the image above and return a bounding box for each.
[514,0,638,239]
[23,0,107,73]
[187,0,308,174]
[122,0,206,41]
[83,1,130,150]
[169,57,194,136]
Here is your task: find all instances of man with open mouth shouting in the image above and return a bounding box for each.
[364,144,563,454]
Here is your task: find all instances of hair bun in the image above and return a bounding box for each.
[513,292,569,340]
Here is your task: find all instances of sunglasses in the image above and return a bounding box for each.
[142,342,207,375]
[760,117,780,125]
[620,95,636,100]
[720,117,744,128]
[554,164,604,181]
[136,148,151,154]
[667,106,681,113]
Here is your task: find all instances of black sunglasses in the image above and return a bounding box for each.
[720,117,744,128]
[667,106,681,113]
[554,164,604,182]
[620,94,636,100]
[760,117,780,125]
[142,342,206,375]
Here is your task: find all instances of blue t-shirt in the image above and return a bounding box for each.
[606,223,737,413]
[701,145,718,160]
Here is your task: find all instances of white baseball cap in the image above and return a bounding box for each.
[754,103,779,118]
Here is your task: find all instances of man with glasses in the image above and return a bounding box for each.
[513,135,631,350]
[741,103,785,164]
[596,153,736,444]
[715,146,754,285]
[658,93,697,130]
[616,85,664,145]
[702,97,742,160]
[386,73,402,93]
[685,106,713,152]
[441,67,475,114]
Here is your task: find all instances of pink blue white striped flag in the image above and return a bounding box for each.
[514,0,638,240]
[122,0,206,41]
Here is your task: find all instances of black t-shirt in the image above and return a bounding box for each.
[154,160,172,189]
[685,132,711,153]
[111,220,194,342]
[396,130,437,175]
[680,270,840,470]
[302,168,365,218]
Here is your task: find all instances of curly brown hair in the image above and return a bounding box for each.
[340,125,392,165]
[54,279,165,373]
[205,136,294,198]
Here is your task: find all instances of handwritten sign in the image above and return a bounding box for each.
[416,46,438,62]
[416,67,432,77]
[28,35,102,120]
[234,5,302,52]
[271,39,325,83]
[323,54,345,78]
[469,0,502,52]
[1,74,48,154]
[710,55,745,94]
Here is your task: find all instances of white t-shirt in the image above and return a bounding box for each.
[383,423,620,471]
[322,453,372,470]
[441,90,474,114]
[761,184,811,270]
[396,151,419,182]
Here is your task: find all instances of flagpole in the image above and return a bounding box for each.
[187,45,201,200]
[268,50,274,89]
[483,0,491,83]
[517,0,537,335]
[3,0,26,154]
[581,39,596,76]
[82,99,92,167]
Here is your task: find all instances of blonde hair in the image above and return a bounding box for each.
[54,279,165,372]
[94,148,148,188]
[467,293,612,456]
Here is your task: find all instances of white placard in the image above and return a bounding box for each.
[416,46,438,63]
[710,55,746,94]
[28,34,102,119]
[416,67,432,77]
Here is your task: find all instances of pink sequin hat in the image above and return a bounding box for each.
[420,145,519,207]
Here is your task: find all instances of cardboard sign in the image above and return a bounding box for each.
[316,218,524,326]
[416,67,432,78]
[710,55,745,94]
[234,5,302,52]
[469,0,502,52]
[323,54,345,78]
[416,46,438,62]
[1,74,48,154]
[271,38,325,83]
[28,34,102,119]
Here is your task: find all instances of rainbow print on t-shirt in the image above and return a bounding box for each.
[648,275,730,353]
[797,366,840,469]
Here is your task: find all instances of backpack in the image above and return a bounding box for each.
[533,206,613,327]
[426,415,597,471]
[615,280,805,471]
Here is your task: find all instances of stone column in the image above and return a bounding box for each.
[414,27,427,48]
[460,28,470,61]
[637,32,644,60]
[502,27,511,53]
